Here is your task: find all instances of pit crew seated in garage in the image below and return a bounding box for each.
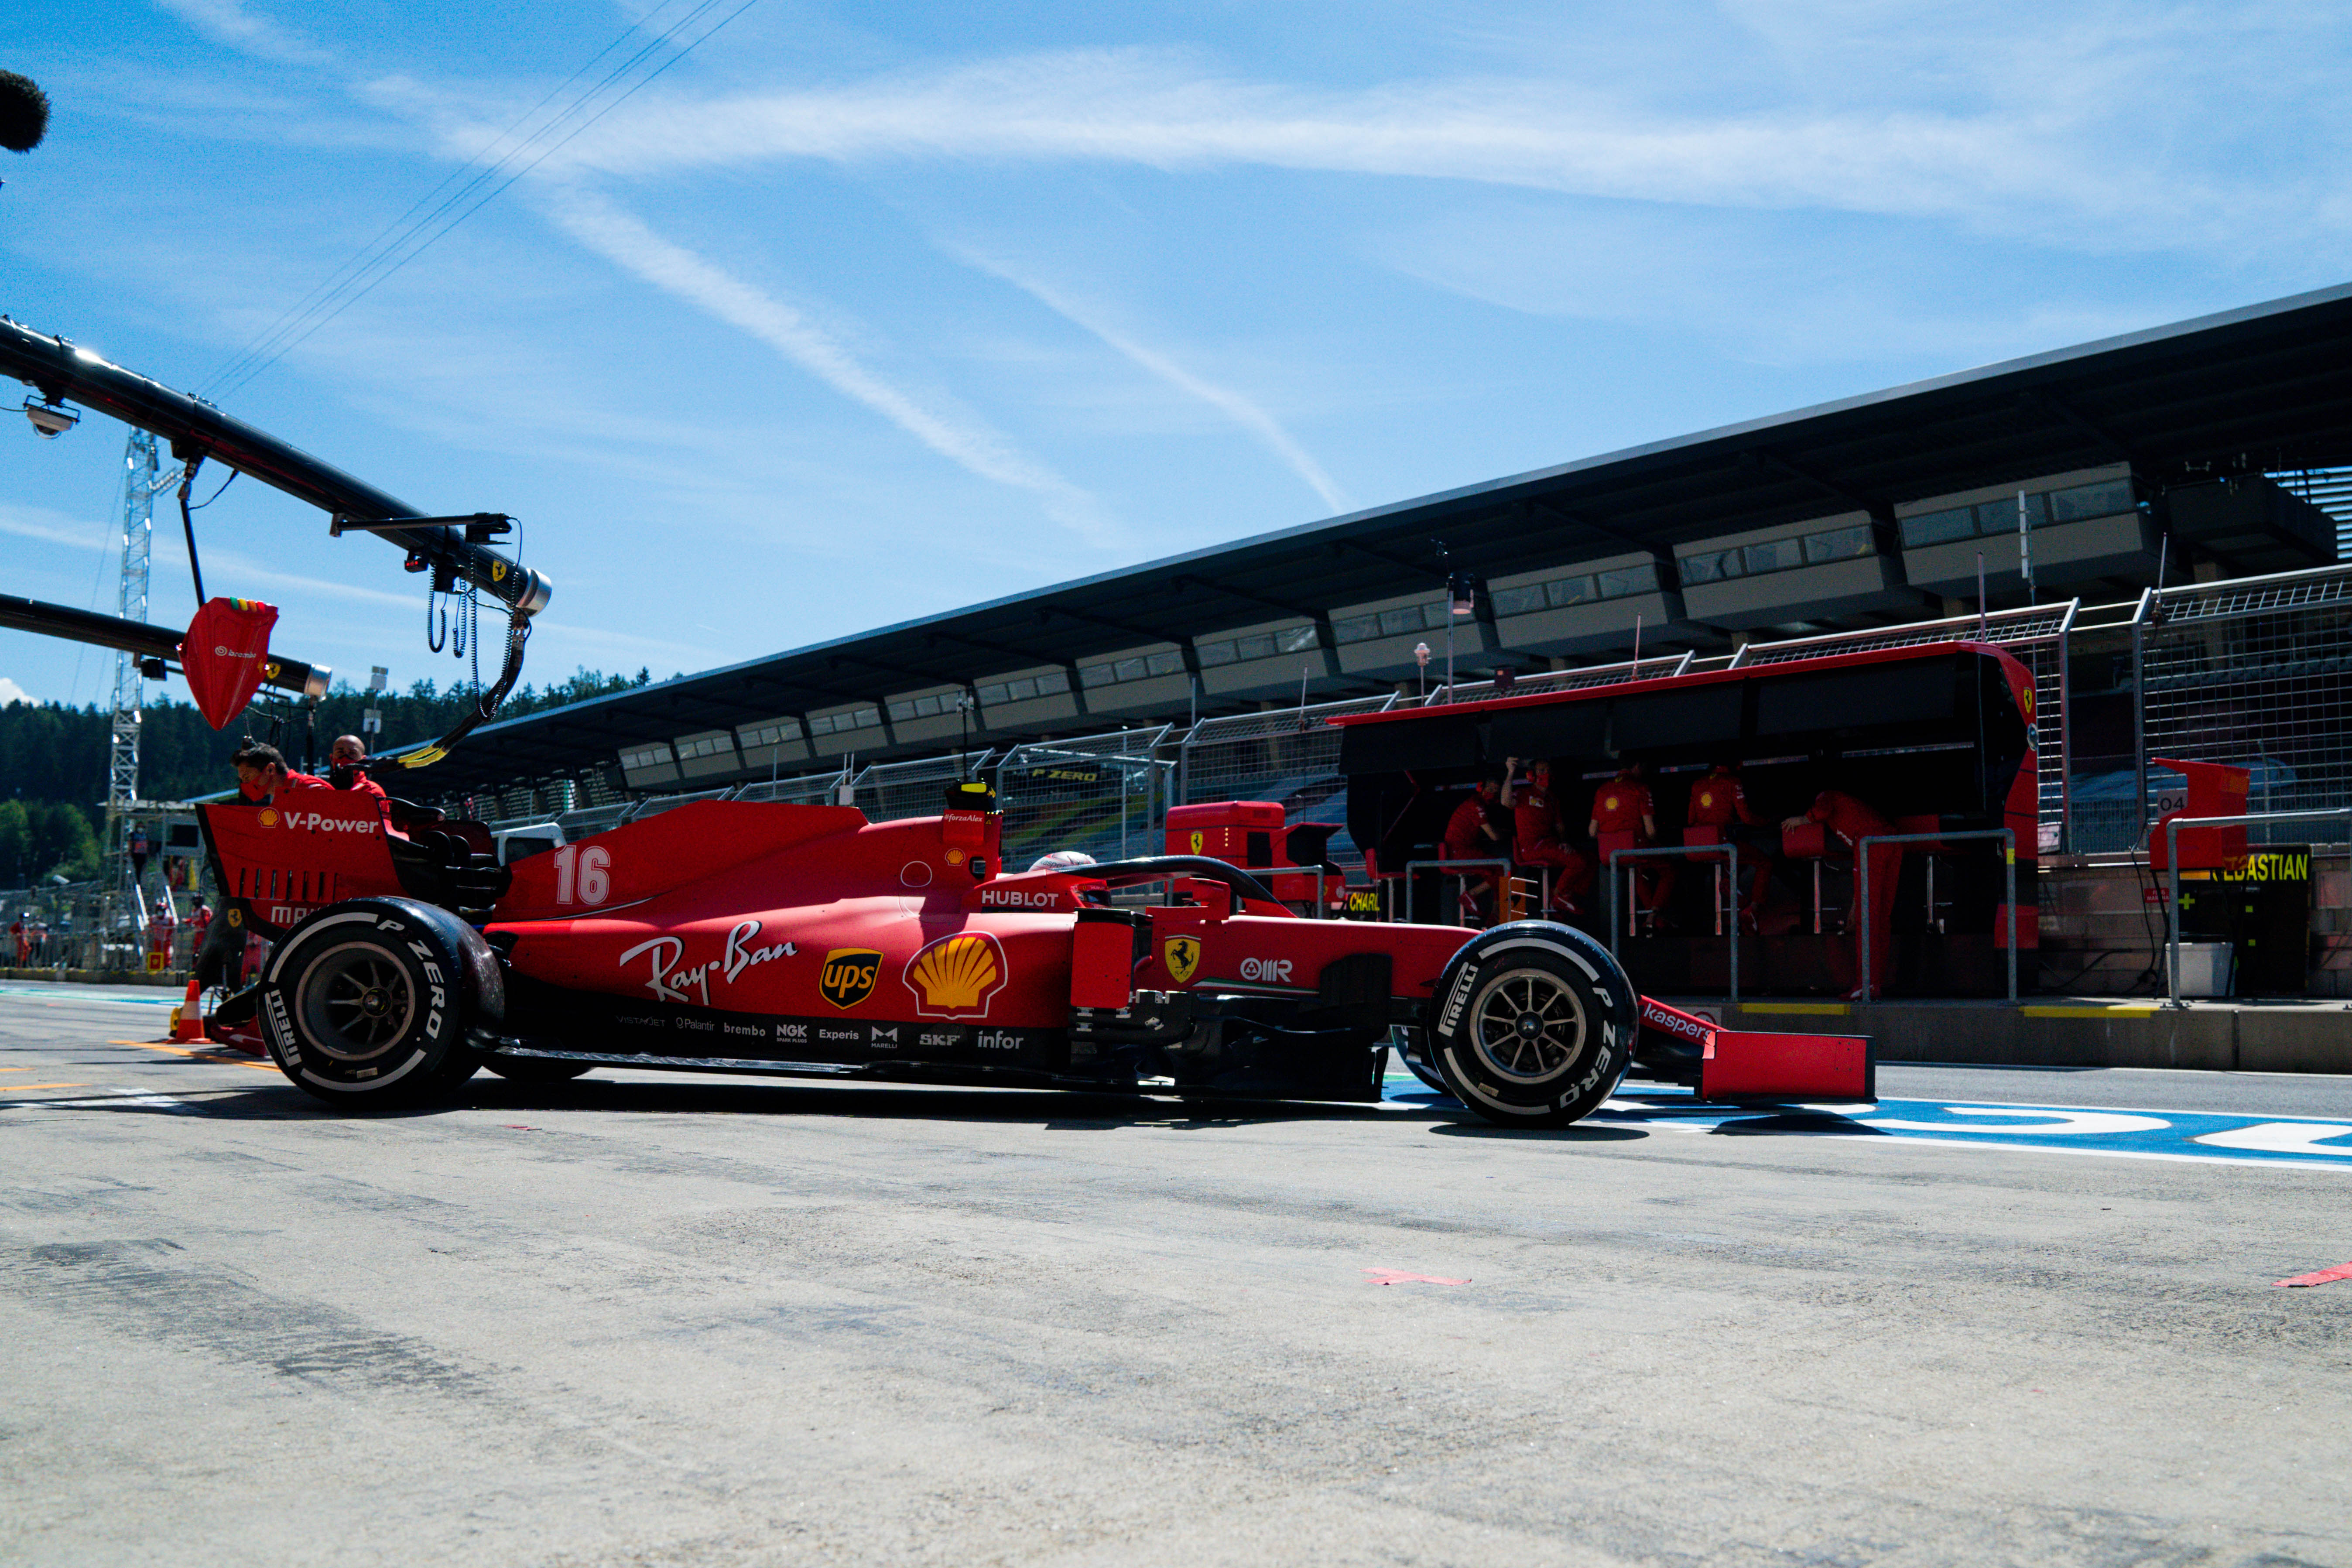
[232,742,329,805]
[1782,786,1899,999]
[1589,761,1675,928]
[1439,772,1507,923]
[1689,760,1774,930]
[326,733,390,811]
[1502,758,1592,917]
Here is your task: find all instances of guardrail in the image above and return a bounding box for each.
[2163,808,2352,1007]
[1605,843,1741,1001]
[1855,829,2017,1003]
[1399,858,1525,927]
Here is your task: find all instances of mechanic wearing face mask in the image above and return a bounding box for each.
[231,743,328,805]
[326,734,390,809]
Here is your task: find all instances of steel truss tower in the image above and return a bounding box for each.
[109,428,157,811]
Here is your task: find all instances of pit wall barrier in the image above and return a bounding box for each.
[1689,997,2352,1075]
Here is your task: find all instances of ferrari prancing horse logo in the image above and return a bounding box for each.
[818,948,881,1010]
[1163,935,1201,985]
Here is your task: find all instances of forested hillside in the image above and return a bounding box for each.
[0,667,654,835]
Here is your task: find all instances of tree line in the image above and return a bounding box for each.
[0,666,657,867]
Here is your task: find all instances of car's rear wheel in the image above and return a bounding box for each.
[260,901,484,1109]
[1426,923,1634,1128]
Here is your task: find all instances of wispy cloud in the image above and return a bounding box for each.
[524,48,2236,249]
[0,676,33,707]
[153,0,334,66]
[538,185,1115,544]
[960,252,1353,514]
[0,504,115,555]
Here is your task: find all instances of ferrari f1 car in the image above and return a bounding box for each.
[198,782,1873,1127]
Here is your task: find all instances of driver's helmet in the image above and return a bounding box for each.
[1028,850,1099,874]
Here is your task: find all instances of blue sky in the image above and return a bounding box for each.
[3,0,2347,709]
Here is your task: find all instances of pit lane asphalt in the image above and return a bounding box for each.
[2,981,2347,1568]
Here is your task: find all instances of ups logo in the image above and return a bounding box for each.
[819,948,882,1010]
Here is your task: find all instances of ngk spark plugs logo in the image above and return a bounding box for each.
[904,932,1007,1019]
[819,948,882,1010]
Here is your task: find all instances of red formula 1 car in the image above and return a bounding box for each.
[197,782,1873,1127]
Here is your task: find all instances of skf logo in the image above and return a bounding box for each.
[257,808,280,828]
[904,931,1007,1019]
[1188,830,1204,853]
[1163,935,1201,984]
[818,948,882,1010]
[1238,957,1293,983]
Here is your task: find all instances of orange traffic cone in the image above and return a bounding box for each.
[170,976,205,1043]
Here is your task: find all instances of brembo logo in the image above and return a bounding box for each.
[276,810,379,836]
[1237,957,1294,983]
[213,645,260,661]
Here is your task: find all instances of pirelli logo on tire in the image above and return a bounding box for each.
[1437,962,1480,1034]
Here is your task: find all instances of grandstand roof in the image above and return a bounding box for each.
[418,279,2352,796]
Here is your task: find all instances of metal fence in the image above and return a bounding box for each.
[2126,562,2352,852]
[1176,697,1393,873]
[996,729,1172,869]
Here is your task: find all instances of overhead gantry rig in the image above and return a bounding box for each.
[0,315,553,764]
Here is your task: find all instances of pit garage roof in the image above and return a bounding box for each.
[420,280,2352,795]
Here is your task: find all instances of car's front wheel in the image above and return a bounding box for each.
[1426,923,1635,1128]
[259,900,490,1109]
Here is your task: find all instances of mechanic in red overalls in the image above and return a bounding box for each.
[1439,774,1506,922]
[232,742,329,803]
[1689,760,1772,928]
[1589,762,1675,923]
[1502,759,1592,916]
[327,734,391,814]
[10,915,25,968]
[1784,787,1900,997]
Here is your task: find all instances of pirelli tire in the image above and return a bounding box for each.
[1425,921,1637,1128]
[258,898,500,1108]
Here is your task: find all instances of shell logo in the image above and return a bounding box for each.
[1601,793,1619,812]
[904,931,1007,1018]
[258,808,280,827]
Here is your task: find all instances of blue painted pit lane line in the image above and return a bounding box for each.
[0,987,178,1006]
[1378,1074,2352,1171]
